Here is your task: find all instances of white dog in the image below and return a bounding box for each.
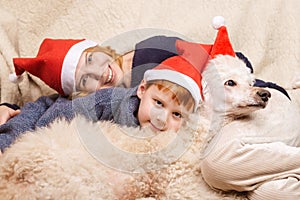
[200,55,271,134]
[200,56,300,199]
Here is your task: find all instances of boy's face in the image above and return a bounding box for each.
[137,81,192,132]
[75,51,123,93]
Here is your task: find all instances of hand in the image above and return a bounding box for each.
[0,106,21,125]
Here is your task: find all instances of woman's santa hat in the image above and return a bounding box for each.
[10,38,98,96]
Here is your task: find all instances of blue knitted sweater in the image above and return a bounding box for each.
[0,87,139,152]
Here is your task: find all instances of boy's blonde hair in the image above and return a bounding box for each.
[144,80,195,111]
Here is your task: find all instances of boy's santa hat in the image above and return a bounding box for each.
[10,38,98,96]
[144,55,205,111]
[144,16,235,109]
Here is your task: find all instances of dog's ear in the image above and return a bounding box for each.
[235,52,253,73]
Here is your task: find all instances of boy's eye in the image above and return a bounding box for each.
[173,112,182,119]
[155,99,163,107]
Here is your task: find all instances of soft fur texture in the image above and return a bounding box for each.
[0,55,287,200]
[200,55,272,139]
[0,114,248,200]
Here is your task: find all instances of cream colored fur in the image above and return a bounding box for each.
[0,114,247,200]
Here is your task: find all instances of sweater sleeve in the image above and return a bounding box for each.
[69,87,140,126]
[0,95,59,152]
[0,90,119,153]
[201,137,300,192]
[36,87,139,127]
[0,103,20,110]
[35,88,119,126]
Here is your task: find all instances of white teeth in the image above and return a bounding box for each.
[107,67,112,83]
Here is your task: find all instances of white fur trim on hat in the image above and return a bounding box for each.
[61,40,98,95]
[144,69,201,111]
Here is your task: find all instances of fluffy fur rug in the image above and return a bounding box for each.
[0,113,247,200]
[1,55,300,200]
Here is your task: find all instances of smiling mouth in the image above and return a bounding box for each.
[105,65,113,84]
[149,122,162,132]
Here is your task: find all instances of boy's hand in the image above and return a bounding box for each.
[0,106,21,125]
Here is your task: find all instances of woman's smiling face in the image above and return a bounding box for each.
[75,51,124,93]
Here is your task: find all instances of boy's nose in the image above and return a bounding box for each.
[155,112,167,128]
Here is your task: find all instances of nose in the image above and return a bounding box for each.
[157,113,167,124]
[155,112,167,129]
[257,89,271,102]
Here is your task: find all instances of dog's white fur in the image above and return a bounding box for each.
[1,55,299,199]
[200,55,271,144]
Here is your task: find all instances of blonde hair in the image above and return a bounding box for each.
[84,45,123,69]
[145,80,195,111]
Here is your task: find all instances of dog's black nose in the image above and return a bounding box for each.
[257,89,271,102]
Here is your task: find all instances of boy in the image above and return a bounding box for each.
[0,55,205,152]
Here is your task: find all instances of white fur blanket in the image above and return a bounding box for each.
[0,115,247,199]
[1,0,300,105]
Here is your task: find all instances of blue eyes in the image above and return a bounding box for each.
[87,53,92,62]
[82,75,88,86]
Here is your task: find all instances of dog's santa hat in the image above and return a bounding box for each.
[144,55,205,111]
[175,16,235,63]
[210,16,235,58]
[10,38,98,96]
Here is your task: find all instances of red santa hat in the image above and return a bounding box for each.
[175,16,235,67]
[10,38,98,96]
[144,55,205,110]
[144,16,235,109]
[210,16,235,58]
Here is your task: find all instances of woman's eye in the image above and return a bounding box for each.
[224,80,236,86]
[82,75,89,87]
[87,53,93,63]
[173,112,182,119]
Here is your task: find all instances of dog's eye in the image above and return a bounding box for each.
[225,80,236,86]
